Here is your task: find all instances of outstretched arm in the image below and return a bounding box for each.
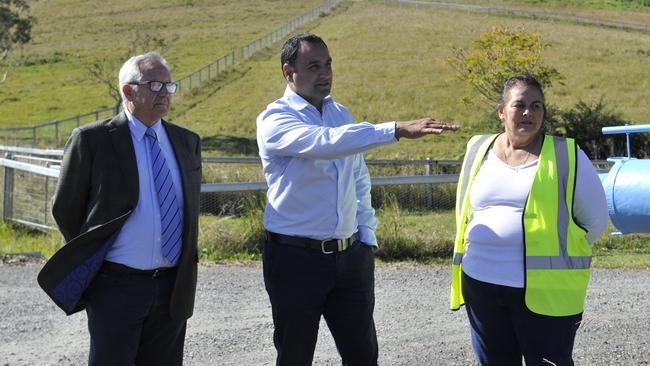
[395,118,460,139]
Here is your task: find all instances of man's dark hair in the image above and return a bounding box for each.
[280,33,328,68]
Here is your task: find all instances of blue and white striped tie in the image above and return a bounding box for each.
[145,128,183,263]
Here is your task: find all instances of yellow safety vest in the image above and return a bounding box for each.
[450,134,591,316]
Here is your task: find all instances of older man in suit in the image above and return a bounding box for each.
[38,52,201,366]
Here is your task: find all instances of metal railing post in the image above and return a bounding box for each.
[425,157,433,209]
[44,175,49,226]
[54,121,59,144]
[3,153,14,222]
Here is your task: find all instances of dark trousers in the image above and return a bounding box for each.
[84,264,187,366]
[263,239,378,366]
[462,272,582,366]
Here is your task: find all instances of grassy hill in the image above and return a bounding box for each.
[0,0,323,128]
[170,0,650,158]
[1,0,649,159]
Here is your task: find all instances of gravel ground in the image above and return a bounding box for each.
[0,261,648,365]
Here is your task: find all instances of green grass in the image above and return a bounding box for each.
[426,0,650,23]
[198,210,650,268]
[0,0,324,128]
[2,209,648,268]
[0,221,62,258]
[2,1,650,159]
[165,0,650,159]
[2,1,649,267]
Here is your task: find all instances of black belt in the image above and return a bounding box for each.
[101,261,177,278]
[266,231,358,254]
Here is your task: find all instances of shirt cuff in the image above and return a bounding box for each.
[376,121,398,143]
[357,226,378,246]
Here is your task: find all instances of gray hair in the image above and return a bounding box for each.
[118,52,172,107]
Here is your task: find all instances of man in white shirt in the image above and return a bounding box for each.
[256,33,459,366]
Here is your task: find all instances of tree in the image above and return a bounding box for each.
[558,99,649,159]
[445,25,562,105]
[85,29,177,113]
[0,0,35,82]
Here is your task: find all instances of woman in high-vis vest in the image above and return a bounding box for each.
[450,75,608,365]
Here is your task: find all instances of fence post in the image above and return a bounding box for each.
[425,157,433,209]
[54,121,59,144]
[76,114,81,128]
[3,153,14,222]
[44,175,49,226]
[32,127,37,146]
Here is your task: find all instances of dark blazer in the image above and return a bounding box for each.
[37,112,202,321]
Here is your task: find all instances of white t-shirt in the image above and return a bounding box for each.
[461,148,609,288]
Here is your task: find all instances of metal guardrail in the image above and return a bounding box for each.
[0,157,59,178]
[1,146,464,168]
[0,0,340,147]
[202,174,461,193]
[0,151,463,231]
[0,145,63,157]
[0,142,617,231]
[385,0,650,32]
[602,124,650,159]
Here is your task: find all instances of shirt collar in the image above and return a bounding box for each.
[283,86,333,111]
[124,108,162,142]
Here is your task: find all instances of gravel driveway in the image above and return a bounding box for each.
[1,261,648,365]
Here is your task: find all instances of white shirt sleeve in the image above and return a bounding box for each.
[573,149,609,244]
[258,108,396,160]
[353,154,378,246]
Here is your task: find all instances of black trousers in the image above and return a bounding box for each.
[263,239,378,366]
[84,265,187,366]
[462,272,582,366]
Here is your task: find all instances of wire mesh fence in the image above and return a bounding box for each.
[0,147,615,233]
[1,154,59,231]
[0,152,464,232]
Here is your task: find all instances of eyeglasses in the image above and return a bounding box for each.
[129,80,178,94]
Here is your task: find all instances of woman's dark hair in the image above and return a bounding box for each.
[280,33,327,69]
[497,74,546,114]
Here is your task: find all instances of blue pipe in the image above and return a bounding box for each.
[600,124,650,234]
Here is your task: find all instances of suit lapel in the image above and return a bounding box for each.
[108,113,139,207]
[163,121,191,191]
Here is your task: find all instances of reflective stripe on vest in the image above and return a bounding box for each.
[450,134,498,311]
[456,134,494,217]
[453,134,496,267]
[525,137,591,270]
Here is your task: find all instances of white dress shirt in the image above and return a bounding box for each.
[462,148,609,288]
[256,86,397,245]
